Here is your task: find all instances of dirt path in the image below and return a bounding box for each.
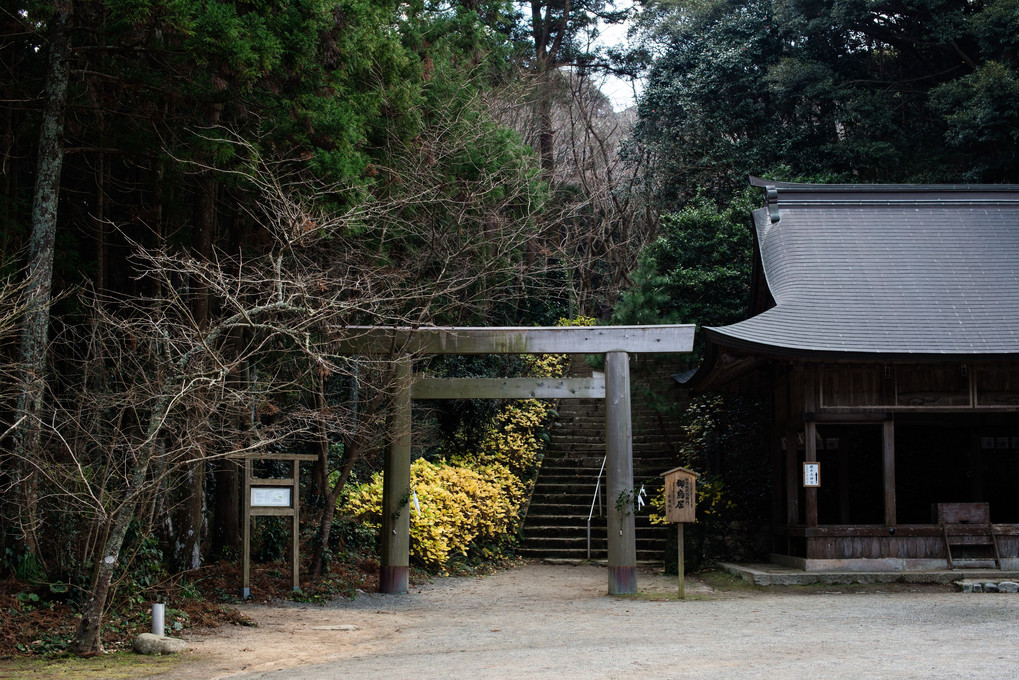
[156,563,1019,680]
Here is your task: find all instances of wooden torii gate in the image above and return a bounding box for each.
[336,325,694,595]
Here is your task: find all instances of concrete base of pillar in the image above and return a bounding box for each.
[380,566,409,594]
[608,566,637,595]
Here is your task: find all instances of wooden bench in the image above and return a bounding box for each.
[937,502,1001,569]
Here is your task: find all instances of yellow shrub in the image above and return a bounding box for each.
[344,458,524,567]
[458,398,552,475]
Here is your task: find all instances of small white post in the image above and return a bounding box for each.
[151,603,165,636]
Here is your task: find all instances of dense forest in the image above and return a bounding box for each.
[2,0,1017,654]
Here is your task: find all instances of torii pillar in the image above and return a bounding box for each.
[605,351,637,594]
[380,354,412,594]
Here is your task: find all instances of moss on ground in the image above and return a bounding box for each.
[0,651,181,679]
[694,569,761,592]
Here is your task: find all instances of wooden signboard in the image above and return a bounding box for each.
[662,466,699,523]
[661,466,699,598]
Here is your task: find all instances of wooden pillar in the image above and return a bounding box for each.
[804,421,818,528]
[785,430,799,526]
[803,367,818,529]
[883,418,897,527]
[380,355,411,594]
[605,351,636,595]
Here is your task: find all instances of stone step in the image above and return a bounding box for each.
[517,548,667,561]
[520,359,683,564]
[533,474,668,491]
[520,541,667,553]
[521,527,666,541]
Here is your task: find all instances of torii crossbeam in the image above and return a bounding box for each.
[333,325,695,595]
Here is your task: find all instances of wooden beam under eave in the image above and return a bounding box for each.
[332,325,696,355]
[412,375,606,400]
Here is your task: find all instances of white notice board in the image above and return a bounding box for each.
[251,487,292,507]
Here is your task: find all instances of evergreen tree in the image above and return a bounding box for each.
[632,0,1019,208]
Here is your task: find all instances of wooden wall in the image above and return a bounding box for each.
[816,362,1019,411]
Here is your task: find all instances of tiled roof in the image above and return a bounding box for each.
[705,178,1019,358]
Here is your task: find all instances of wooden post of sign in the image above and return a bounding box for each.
[662,466,699,599]
[380,354,412,594]
[677,524,685,598]
[605,351,637,595]
[242,457,252,599]
[291,458,300,591]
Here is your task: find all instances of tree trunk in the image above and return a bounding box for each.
[172,453,205,571]
[69,499,136,654]
[536,67,555,180]
[210,458,240,558]
[71,388,169,655]
[310,438,361,579]
[210,328,244,559]
[173,106,222,570]
[9,0,73,563]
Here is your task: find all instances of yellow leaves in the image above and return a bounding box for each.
[556,315,596,327]
[342,457,526,568]
[342,393,555,568]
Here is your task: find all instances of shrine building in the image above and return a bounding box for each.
[685,177,1019,570]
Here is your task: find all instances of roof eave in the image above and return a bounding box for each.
[704,327,1019,363]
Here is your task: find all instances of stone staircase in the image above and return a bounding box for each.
[519,356,687,563]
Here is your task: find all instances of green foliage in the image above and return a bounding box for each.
[612,192,756,356]
[661,395,772,569]
[3,547,47,584]
[632,0,1019,210]
[930,61,1019,180]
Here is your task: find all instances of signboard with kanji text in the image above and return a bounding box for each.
[661,466,699,523]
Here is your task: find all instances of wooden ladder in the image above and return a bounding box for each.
[938,502,1001,569]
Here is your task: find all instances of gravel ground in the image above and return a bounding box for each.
[167,563,1019,680]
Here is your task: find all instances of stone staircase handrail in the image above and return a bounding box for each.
[587,455,607,560]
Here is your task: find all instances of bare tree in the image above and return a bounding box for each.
[489,70,655,317]
[552,70,653,316]
[2,85,552,652]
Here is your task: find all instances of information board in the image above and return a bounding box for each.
[251,487,292,507]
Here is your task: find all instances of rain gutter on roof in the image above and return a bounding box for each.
[750,175,1019,210]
